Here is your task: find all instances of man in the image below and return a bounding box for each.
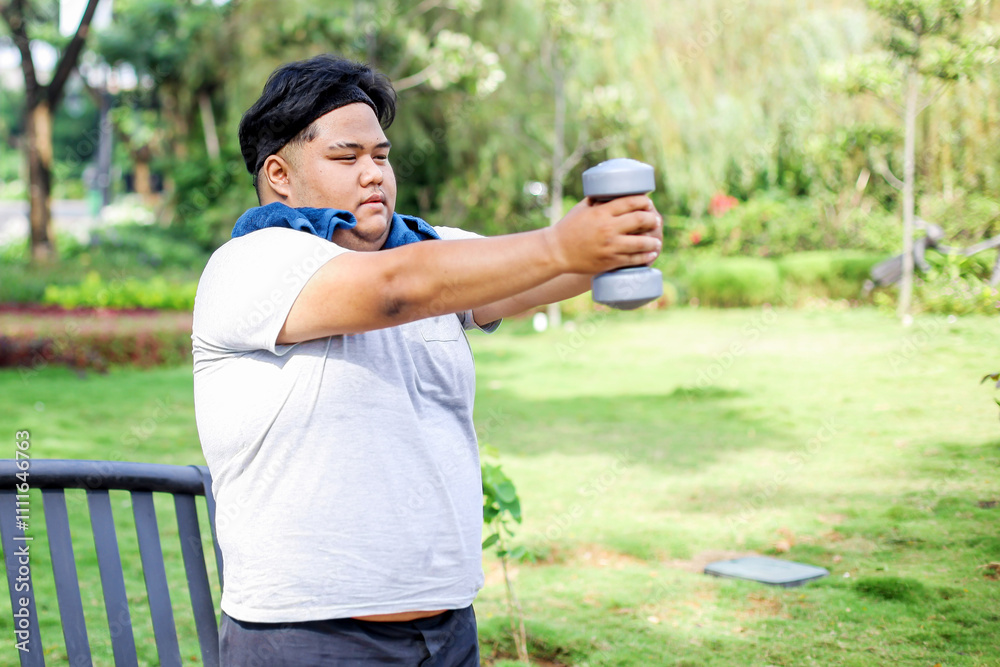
[191,54,661,666]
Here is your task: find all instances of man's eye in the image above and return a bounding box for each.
[333,156,356,162]
[375,155,389,161]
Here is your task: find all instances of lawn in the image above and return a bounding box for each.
[0,306,998,666]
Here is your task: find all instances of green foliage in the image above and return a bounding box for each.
[912,251,1000,315]
[43,272,197,311]
[778,250,889,300]
[918,191,1000,244]
[168,150,259,251]
[701,192,901,258]
[481,445,525,561]
[61,222,212,271]
[981,370,1000,420]
[687,257,782,307]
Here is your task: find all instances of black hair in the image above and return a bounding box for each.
[238,54,397,198]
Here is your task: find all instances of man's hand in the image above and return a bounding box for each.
[544,195,663,275]
[471,196,664,324]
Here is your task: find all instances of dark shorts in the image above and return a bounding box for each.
[219,606,480,667]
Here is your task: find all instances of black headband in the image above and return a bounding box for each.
[242,85,378,178]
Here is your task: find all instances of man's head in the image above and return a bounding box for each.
[239,55,398,250]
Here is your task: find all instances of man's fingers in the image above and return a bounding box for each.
[613,232,662,257]
[595,194,655,216]
[613,209,662,236]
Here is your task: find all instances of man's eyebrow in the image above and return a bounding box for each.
[327,140,392,150]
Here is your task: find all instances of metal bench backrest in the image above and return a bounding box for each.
[0,459,223,667]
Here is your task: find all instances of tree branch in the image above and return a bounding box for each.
[1,0,40,99]
[406,0,442,19]
[556,134,619,180]
[392,63,437,92]
[873,156,905,191]
[47,0,101,107]
[917,82,948,114]
[876,93,904,116]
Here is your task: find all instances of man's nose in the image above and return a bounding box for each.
[360,157,383,186]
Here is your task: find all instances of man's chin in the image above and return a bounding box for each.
[333,217,390,251]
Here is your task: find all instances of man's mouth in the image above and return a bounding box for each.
[362,193,383,206]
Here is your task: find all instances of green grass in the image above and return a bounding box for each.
[0,308,998,666]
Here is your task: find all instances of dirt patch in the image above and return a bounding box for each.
[738,591,788,619]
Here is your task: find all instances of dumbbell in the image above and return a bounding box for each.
[582,158,663,310]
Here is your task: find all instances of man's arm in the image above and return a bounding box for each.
[472,273,591,325]
[276,195,661,344]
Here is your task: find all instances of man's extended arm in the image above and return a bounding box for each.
[276,195,661,344]
[471,273,591,325]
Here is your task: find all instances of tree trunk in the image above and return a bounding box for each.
[898,65,919,319]
[198,91,220,160]
[134,156,153,200]
[546,64,566,330]
[25,101,55,264]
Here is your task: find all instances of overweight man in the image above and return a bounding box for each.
[191,54,662,667]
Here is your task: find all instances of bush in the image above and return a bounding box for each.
[777,251,888,301]
[705,193,837,257]
[61,221,211,272]
[687,258,781,307]
[43,272,197,311]
[913,253,1000,316]
[701,191,903,257]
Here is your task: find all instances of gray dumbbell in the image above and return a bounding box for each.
[582,158,663,310]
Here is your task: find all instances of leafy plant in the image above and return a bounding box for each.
[982,371,1000,421]
[481,444,530,665]
[914,252,1000,315]
[687,257,782,307]
[42,272,197,311]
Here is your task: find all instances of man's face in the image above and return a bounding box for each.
[278,103,396,252]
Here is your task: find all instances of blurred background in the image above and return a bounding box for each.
[2,4,1000,666]
[1,0,998,319]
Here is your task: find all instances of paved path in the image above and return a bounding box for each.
[0,200,101,246]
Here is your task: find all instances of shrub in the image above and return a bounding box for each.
[687,258,781,307]
[913,253,1000,316]
[60,221,211,272]
[706,193,825,257]
[43,272,197,311]
[778,251,888,301]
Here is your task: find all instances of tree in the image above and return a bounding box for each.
[1,0,102,263]
[830,0,998,318]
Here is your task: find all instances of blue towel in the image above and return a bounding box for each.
[231,201,440,248]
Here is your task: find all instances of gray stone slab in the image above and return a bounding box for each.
[704,556,829,587]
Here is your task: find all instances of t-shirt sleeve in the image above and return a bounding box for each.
[192,228,350,355]
[432,225,503,334]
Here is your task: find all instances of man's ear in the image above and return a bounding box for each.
[262,154,293,201]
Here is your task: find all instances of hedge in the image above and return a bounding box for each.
[777,251,888,301]
[42,272,198,311]
[687,257,781,307]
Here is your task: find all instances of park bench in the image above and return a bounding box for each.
[0,459,223,667]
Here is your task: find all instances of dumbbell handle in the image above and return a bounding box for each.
[582,158,662,310]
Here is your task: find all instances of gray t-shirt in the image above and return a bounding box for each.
[191,226,500,623]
